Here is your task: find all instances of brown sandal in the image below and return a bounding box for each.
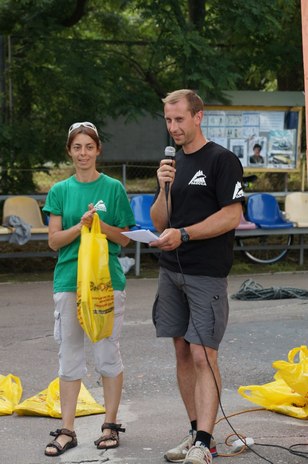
[45,428,77,457]
[94,422,126,450]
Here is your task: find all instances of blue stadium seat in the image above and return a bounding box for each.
[130,194,156,231]
[129,194,158,275]
[246,193,293,229]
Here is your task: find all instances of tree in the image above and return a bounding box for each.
[0,0,303,193]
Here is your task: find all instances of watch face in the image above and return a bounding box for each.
[180,228,189,242]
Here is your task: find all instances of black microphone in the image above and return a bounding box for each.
[164,146,176,198]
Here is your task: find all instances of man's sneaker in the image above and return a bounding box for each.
[183,442,212,464]
[164,432,217,462]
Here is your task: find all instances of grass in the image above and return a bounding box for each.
[33,162,307,195]
[33,163,158,194]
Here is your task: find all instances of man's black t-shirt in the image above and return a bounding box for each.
[159,141,244,277]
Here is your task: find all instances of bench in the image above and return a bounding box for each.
[0,196,56,259]
[2,226,306,267]
[1,195,307,270]
[234,227,308,265]
[122,226,308,275]
[0,227,56,259]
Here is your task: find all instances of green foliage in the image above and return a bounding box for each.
[0,0,304,192]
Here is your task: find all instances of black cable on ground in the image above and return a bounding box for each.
[231,278,308,300]
[255,442,308,460]
[216,408,308,460]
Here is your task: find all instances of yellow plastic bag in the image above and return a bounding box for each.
[238,378,308,419]
[0,374,22,415]
[77,213,114,343]
[14,377,105,418]
[238,345,308,419]
[273,345,308,399]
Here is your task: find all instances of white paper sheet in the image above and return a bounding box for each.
[121,229,159,243]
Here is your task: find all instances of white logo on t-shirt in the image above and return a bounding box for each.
[94,200,107,212]
[188,170,207,186]
[232,181,244,199]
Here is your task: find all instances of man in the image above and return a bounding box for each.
[249,143,264,164]
[150,89,244,464]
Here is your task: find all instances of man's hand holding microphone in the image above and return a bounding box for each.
[150,146,186,251]
[157,146,176,198]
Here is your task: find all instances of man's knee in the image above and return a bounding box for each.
[191,344,218,370]
[173,337,191,363]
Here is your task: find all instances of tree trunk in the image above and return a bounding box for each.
[188,0,206,31]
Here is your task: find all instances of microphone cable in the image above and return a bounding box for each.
[164,194,275,464]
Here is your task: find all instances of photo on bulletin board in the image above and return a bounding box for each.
[202,106,301,171]
[229,139,248,167]
[267,129,297,168]
[248,137,267,167]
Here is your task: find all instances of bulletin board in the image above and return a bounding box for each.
[201,106,303,172]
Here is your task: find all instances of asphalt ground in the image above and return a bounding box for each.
[0,272,308,464]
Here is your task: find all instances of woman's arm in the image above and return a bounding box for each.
[48,214,81,251]
[99,221,131,247]
[48,203,131,251]
[48,205,98,251]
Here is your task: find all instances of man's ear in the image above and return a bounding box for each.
[194,110,203,125]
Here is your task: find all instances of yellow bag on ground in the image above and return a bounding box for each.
[238,346,308,419]
[0,374,22,415]
[273,345,308,399]
[14,377,105,417]
[77,213,114,343]
[238,378,308,419]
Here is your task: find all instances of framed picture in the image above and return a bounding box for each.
[230,139,248,167]
[267,130,297,168]
[248,137,267,167]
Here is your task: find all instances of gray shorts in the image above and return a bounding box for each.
[152,267,229,350]
[53,290,126,380]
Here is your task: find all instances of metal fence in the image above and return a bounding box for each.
[23,162,159,195]
[0,161,159,197]
[100,162,158,193]
[2,161,305,197]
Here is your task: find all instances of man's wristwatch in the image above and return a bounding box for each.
[179,228,190,243]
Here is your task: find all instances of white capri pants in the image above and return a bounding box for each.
[53,290,126,381]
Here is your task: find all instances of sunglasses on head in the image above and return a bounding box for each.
[68,121,98,136]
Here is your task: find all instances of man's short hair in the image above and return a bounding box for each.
[162,89,204,115]
[253,143,262,150]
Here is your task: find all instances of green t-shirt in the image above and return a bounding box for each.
[43,174,135,293]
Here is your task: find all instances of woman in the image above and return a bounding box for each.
[43,121,135,457]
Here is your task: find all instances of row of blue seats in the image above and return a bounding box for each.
[130,193,294,233]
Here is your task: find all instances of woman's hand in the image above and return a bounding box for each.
[80,203,96,228]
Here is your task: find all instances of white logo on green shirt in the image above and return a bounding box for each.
[94,200,107,212]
